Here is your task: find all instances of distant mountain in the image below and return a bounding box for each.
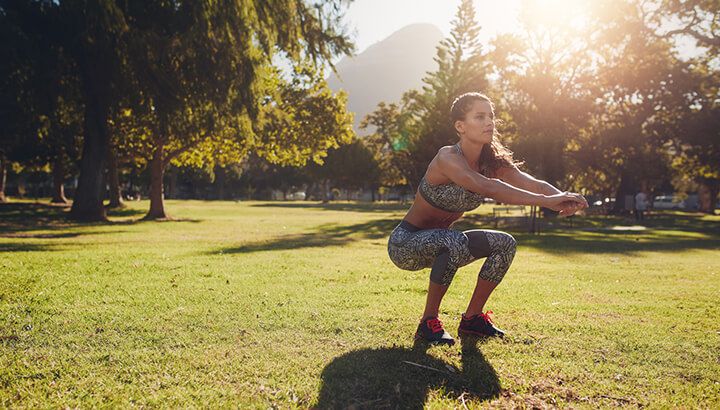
[327,23,444,134]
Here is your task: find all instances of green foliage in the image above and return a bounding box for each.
[489,0,600,186]
[253,64,355,167]
[363,0,490,188]
[360,102,413,187]
[1,0,355,218]
[307,136,381,192]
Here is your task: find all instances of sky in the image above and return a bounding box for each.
[338,0,522,58]
[335,0,700,61]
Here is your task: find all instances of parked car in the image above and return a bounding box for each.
[653,195,685,210]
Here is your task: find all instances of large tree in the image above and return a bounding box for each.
[566,0,713,212]
[0,0,83,204]
[4,0,354,221]
[363,0,490,189]
[487,0,600,188]
[640,0,720,212]
[125,1,354,219]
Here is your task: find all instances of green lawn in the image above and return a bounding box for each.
[1,199,719,408]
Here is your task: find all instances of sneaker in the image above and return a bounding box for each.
[414,317,455,346]
[458,311,505,338]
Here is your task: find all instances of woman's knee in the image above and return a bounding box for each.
[477,232,516,283]
[466,230,491,259]
[489,231,517,255]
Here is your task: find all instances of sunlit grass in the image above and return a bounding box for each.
[1,199,719,407]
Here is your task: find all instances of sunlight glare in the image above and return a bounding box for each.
[521,0,590,31]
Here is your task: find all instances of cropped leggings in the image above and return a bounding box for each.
[387,220,517,286]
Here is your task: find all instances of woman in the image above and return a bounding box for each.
[388,92,588,346]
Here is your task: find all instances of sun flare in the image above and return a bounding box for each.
[520,0,591,31]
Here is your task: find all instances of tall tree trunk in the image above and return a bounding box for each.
[167,168,177,199]
[51,155,68,204]
[305,182,316,201]
[698,179,719,214]
[145,142,167,219]
[0,153,7,203]
[70,52,112,221]
[106,143,124,208]
[215,166,225,200]
[69,81,110,221]
[612,170,635,215]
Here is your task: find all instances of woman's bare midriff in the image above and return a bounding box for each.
[403,192,464,229]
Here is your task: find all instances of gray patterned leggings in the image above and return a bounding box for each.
[387,220,517,286]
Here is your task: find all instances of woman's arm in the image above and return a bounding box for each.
[495,165,561,196]
[435,149,585,210]
[495,165,589,214]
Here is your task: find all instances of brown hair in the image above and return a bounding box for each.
[450,92,521,177]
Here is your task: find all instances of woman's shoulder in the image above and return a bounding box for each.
[438,144,460,154]
[435,144,462,161]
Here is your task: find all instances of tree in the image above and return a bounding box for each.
[0,0,82,204]
[643,0,720,51]
[667,66,720,213]
[307,137,380,200]
[61,0,129,220]
[488,0,600,188]
[640,0,720,213]
[566,0,713,212]
[119,1,353,219]
[3,0,354,221]
[360,102,412,188]
[362,0,490,189]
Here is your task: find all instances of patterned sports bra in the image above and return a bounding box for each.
[417,144,485,213]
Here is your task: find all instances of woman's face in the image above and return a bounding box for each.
[455,100,495,144]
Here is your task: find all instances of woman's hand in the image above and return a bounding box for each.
[558,201,582,217]
[543,192,588,213]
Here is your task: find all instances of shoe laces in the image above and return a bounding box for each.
[426,317,444,333]
[481,310,495,325]
[465,310,495,324]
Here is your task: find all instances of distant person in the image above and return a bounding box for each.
[387,92,588,346]
[634,190,648,221]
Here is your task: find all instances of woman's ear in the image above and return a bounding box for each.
[454,120,464,135]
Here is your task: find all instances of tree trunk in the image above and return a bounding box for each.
[0,154,7,203]
[215,166,225,200]
[322,179,331,202]
[698,179,719,214]
[69,81,110,221]
[106,143,124,208]
[145,142,168,219]
[167,168,177,199]
[612,170,635,215]
[51,155,68,204]
[305,182,315,201]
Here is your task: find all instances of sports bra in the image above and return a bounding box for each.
[417,144,485,213]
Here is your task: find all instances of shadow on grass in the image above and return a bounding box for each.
[106,206,147,218]
[250,201,409,213]
[216,212,718,255]
[0,202,200,231]
[0,242,61,252]
[0,202,201,252]
[515,231,720,255]
[215,218,400,254]
[315,340,500,409]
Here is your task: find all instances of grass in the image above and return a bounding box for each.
[1,198,719,408]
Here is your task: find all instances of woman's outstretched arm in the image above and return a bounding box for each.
[435,149,586,210]
[496,165,560,195]
[495,165,589,214]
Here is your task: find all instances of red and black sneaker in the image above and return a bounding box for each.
[415,317,455,346]
[458,311,505,338]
